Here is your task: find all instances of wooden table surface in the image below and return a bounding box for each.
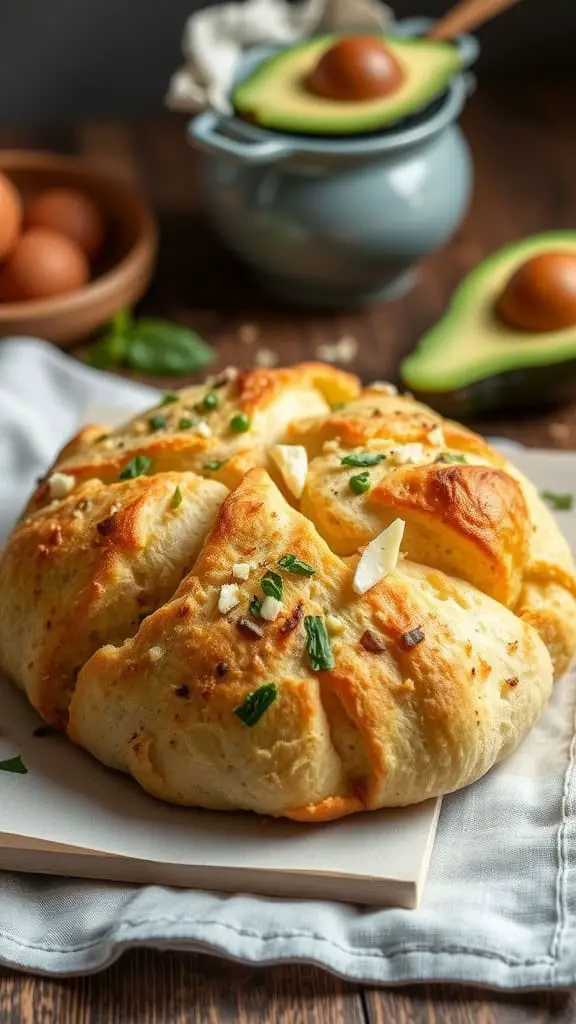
[1,74,576,1021]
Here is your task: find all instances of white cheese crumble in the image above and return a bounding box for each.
[260,596,281,621]
[232,562,251,580]
[353,519,406,595]
[270,444,308,498]
[148,646,164,663]
[218,583,240,614]
[195,421,212,439]
[47,472,76,499]
[316,336,358,365]
[427,425,445,447]
[254,347,279,368]
[369,381,398,396]
[238,324,259,345]
[389,443,425,466]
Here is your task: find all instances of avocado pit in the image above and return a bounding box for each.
[496,251,576,332]
[307,36,404,102]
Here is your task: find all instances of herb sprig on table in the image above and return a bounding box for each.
[88,309,214,375]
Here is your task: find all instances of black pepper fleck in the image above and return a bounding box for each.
[174,684,191,698]
[216,661,229,676]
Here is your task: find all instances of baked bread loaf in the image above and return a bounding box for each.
[1,362,574,820]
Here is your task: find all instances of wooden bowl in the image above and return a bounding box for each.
[0,150,158,347]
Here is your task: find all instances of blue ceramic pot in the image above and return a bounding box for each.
[189,21,478,307]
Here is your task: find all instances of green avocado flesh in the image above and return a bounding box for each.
[401,233,576,414]
[232,35,462,135]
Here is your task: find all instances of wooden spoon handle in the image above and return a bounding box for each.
[427,0,523,41]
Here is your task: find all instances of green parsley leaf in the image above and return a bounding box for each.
[149,415,167,432]
[178,417,198,430]
[203,460,226,471]
[340,452,386,468]
[541,490,574,511]
[234,683,277,727]
[249,596,262,618]
[349,471,371,495]
[437,452,468,464]
[0,755,28,775]
[304,616,334,672]
[277,554,316,576]
[261,570,283,601]
[161,393,179,406]
[230,413,251,434]
[119,454,153,480]
[171,486,183,509]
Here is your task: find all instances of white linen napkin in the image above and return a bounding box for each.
[1,337,576,987]
[166,0,393,114]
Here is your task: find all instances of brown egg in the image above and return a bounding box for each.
[0,227,90,303]
[0,172,22,260]
[496,252,576,332]
[25,187,106,259]
[307,36,404,102]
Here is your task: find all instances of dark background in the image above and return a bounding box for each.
[0,0,575,126]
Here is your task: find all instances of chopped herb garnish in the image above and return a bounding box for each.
[201,392,219,411]
[161,393,178,406]
[401,626,425,649]
[277,554,316,576]
[149,415,167,432]
[261,570,283,601]
[331,402,346,411]
[541,490,573,511]
[234,683,277,727]
[249,596,263,618]
[304,615,334,672]
[0,755,28,775]
[178,417,197,430]
[203,460,226,471]
[119,454,153,480]
[437,453,468,464]
[230,412,251,434]
[171,485,183,509]
[341,452,386,468]
[349,471,371,495]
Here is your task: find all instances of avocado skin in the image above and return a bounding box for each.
[401,232,576,418]
[409,361,576,421]
[232,35,462,136]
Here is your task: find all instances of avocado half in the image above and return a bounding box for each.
[401,232,576,418]
[232,35,462,136]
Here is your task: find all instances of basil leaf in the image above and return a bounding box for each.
[277,554,316,576]
[125,319,213,375]
[234,683,277,727]
[261,570,283,601]
[88,330,130,369]
[161,393,179,406]
[249,596,262,618]
[171,486,183,509]
[340,453,386,467]
[304,615,334,672]
[541,490,573,511]
[119,454,153,480]
[149,415,167,432]
[0,755,28,775]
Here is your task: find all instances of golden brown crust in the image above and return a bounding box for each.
[0,363,574,818]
